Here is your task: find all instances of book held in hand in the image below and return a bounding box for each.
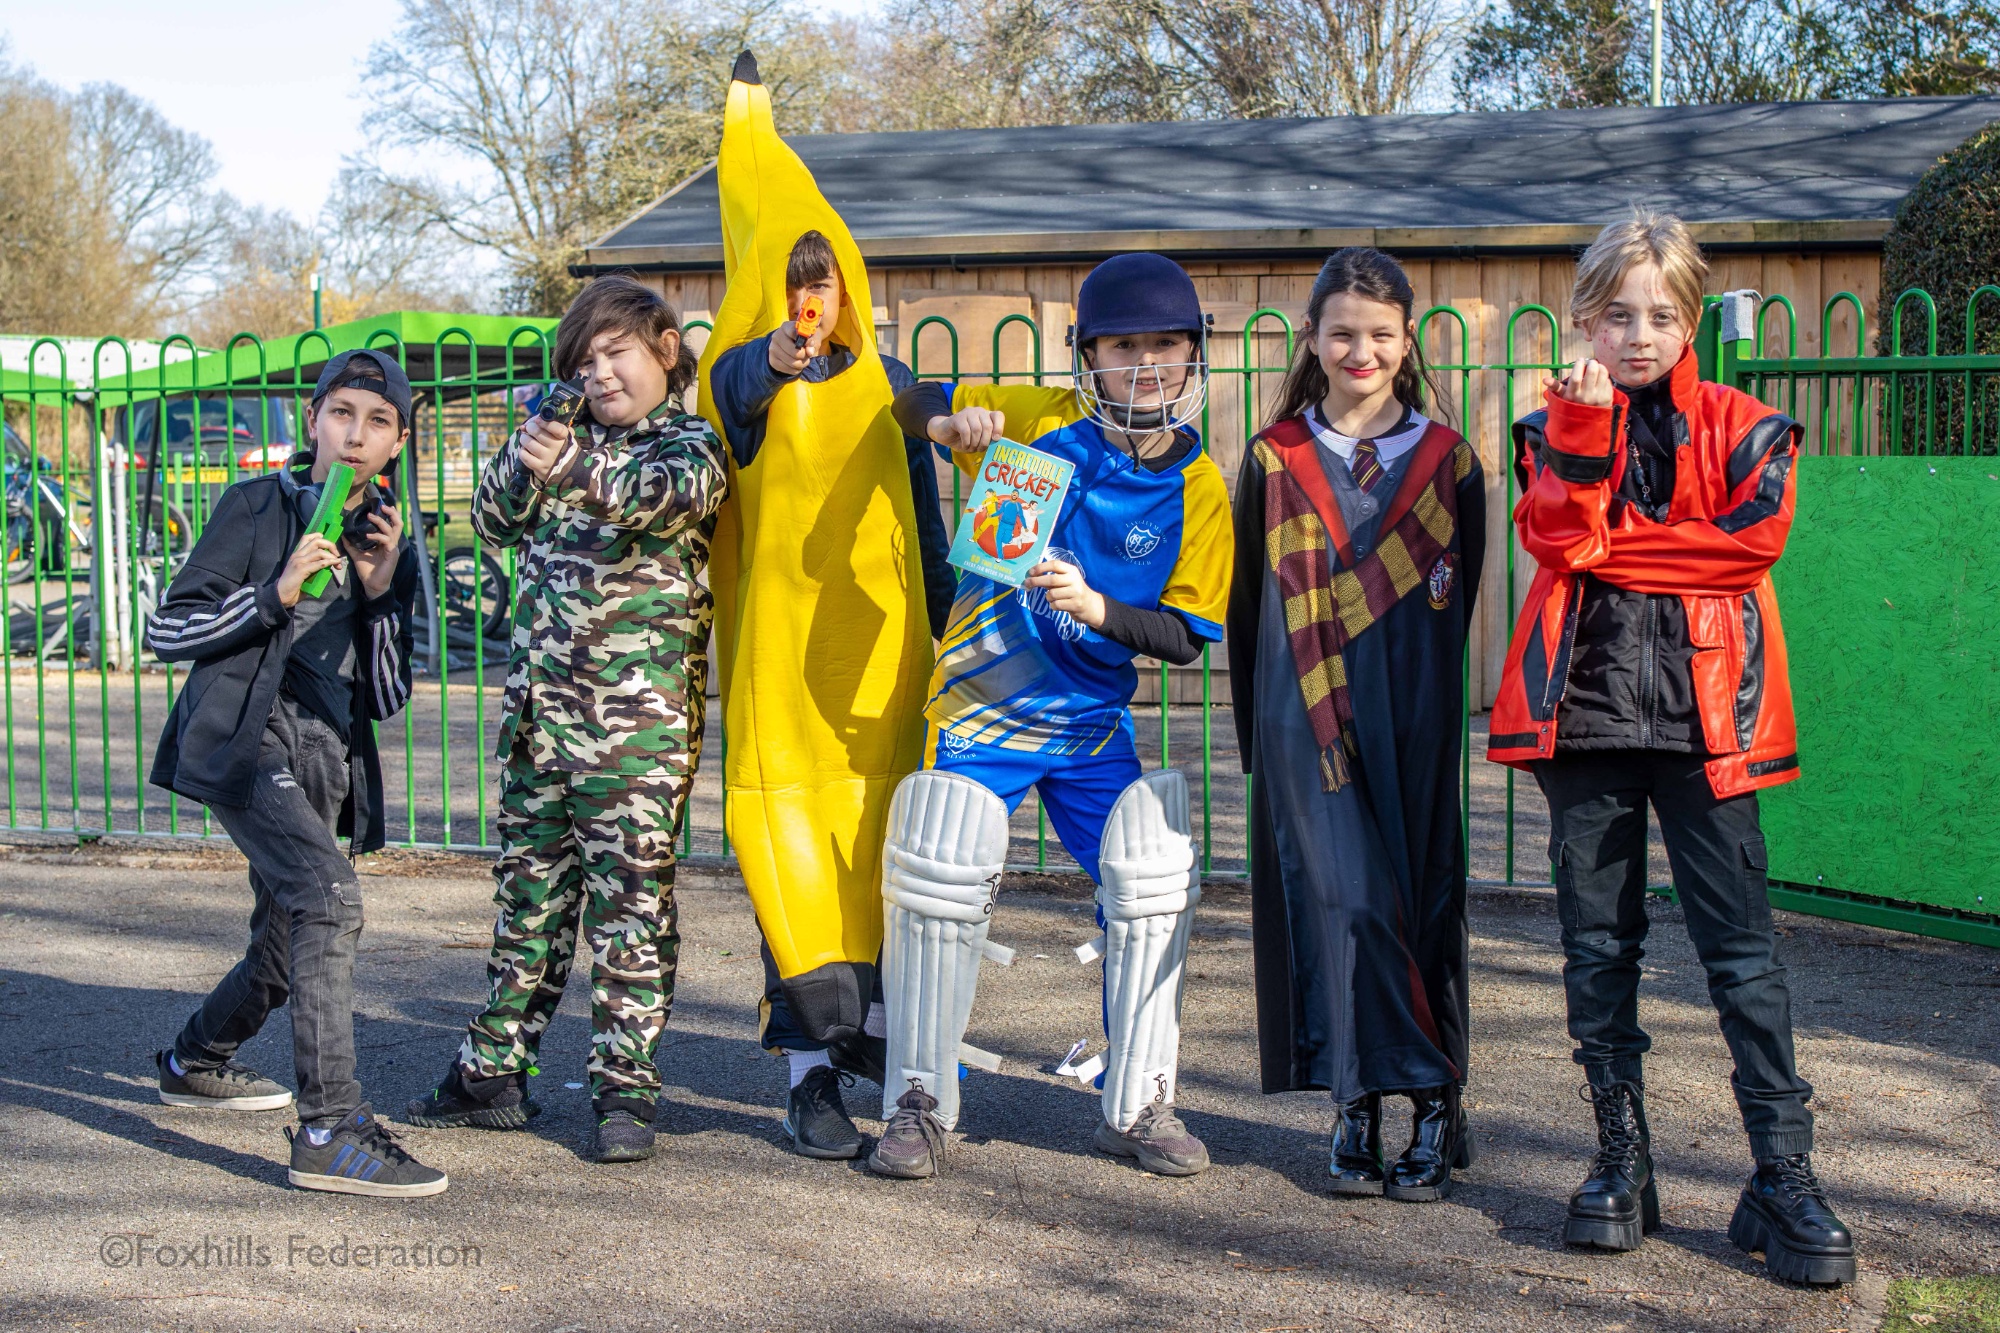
[946,438,1075,588]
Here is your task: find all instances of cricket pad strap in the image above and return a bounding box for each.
[879,771,1009,1131]
[1097,769,1201,1132]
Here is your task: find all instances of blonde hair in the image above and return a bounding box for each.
[1570,208,1708,335]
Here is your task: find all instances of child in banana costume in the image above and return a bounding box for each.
[696,52,941,1158]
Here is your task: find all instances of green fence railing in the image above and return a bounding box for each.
[0,289,1993,946]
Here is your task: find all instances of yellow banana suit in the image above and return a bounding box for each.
[696,53,932,1044]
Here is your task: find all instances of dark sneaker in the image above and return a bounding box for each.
[286,1105,447,1198]
[592,1110,656,1164]
[1092,1103,1210,1176]
[830,1032,888,1087]
[867,1087,946,1179]
[156,1050,293,1112]
[1729,1154,1857,1286]
[785,1066,863,1160]
[404,1063,540,1130]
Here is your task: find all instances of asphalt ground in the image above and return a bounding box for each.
[0,839,1992,1332]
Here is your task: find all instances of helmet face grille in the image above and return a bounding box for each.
[1072,325,1211,438]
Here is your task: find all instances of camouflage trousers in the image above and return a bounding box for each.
[458,753,688,1111]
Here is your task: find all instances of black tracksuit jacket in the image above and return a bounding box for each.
[146,459,420,853]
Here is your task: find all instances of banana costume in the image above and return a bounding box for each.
[697,53,932,1044]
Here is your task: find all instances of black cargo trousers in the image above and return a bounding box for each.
[1534,750,1814,1159]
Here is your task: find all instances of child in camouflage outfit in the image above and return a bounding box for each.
[408,277,728,1163]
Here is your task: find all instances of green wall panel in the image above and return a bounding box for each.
[1761,457,2000,913]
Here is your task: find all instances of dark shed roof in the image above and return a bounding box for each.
[579,97,1999,272]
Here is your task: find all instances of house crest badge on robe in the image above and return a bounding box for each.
[1428,554,1456,610]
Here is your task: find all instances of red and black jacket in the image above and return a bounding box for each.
[1487,349,1802,798]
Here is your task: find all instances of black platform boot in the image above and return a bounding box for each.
[1384,1085,1474,1202]
[1329,1093,1385,1196]
[1729,1154,1857,1286]
[1565,1079,1659,1252]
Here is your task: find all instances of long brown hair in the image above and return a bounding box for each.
[1265,247,1446,428]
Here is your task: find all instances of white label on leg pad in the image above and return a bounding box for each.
[982,940,1015,967]
[958,1042,1003,1073]
[895,1068,942,1099]
[1074,934,1107,964]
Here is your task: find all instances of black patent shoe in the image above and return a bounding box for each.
[1729,1154,1856,1286]
[785,1066,864,1160]
[1384,1085,1474,1202]
[1565,1079,1659,1252]
[1329,1093,1385,1196]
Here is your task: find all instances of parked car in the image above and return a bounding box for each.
[108,393,298,481]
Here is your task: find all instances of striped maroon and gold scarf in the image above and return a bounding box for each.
[1252,414,1474,790]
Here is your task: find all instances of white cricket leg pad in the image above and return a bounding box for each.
[1096,769,1201,1132]
[878,770,1009,1132]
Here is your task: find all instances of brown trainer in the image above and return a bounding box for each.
[867,1087,947,1179]
[1092,1102,1210,1176]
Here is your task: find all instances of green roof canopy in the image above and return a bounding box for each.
[91,311,562,402]
[0,366,74,403]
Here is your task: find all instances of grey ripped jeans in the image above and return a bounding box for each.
[172,696,364,1126]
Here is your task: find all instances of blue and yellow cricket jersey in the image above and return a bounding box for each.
[928,383,1234,755]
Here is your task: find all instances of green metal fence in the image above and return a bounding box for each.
[0,291,1993,944]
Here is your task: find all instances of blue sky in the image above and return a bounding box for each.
[0,0,882,222]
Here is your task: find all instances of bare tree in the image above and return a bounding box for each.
[864,0,1080,130]
[68,84,234,305]
[0,45,236,337]
[357,0,870,314]
[1068,0,1462,120]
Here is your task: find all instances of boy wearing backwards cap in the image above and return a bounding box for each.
[870,253,1233,1179]
[148,348,438,1196]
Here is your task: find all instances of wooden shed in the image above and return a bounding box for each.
[578,96,1998,703]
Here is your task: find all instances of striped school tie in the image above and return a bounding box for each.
[1349,439,1387,494]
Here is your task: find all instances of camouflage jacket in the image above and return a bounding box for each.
[472,406,729,777]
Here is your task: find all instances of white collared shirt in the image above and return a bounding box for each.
[1306,403,1431,471]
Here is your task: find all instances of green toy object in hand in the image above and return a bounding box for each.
[300,463,356,598]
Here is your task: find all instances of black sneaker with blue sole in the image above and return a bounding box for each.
[287,1104,448,1198]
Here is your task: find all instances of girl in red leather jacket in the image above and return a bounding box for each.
[1488,210,1853,1286]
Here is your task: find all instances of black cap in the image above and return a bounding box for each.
[732,50,760,85]
[311,348,413,429]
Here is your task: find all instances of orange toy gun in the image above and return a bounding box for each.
[793,294,824,347]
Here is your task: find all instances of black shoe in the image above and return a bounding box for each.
[404,1063,540,1130]
[156,1050,293,1112]
[1565,1079,1659,1252]
[1329,1092,1385,1196]
[591,1108,656,1164]
[1729,1153,1856,1285]
[829,1032,888,1087]
[785,1066,864,1160]
[1384,1085,1474,1202]
[286,1104,448,1198]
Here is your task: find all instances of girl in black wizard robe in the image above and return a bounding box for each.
[1227,248,1486,1202]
